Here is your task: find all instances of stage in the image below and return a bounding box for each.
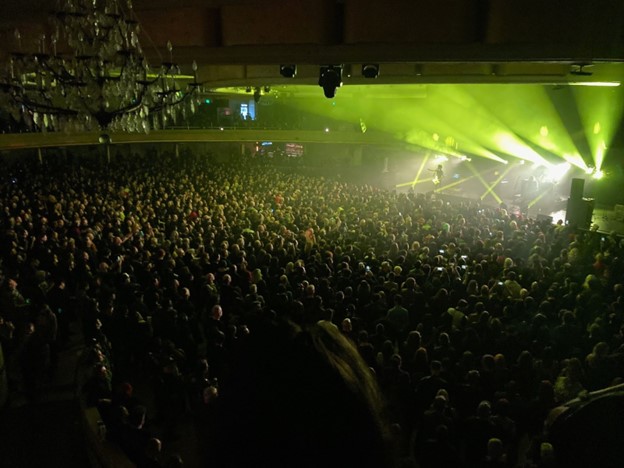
[390,169,624,237]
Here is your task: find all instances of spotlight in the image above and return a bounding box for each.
[264,85,271,93]
[362,63,379,79]
[245,86,252,93]
[253,87,261,103]
[280,64,297,78]
[318,65,343,99]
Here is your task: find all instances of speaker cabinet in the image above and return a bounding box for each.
[566,197,594,228]
[570,178,585,199]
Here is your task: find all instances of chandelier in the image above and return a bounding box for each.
[0,0,202,134]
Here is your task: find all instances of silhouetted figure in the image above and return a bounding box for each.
[212,320,395,468]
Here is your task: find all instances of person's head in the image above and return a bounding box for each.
[406,330,421,349]
[434,424,449,441]
[562,309,575,325]
[382,340,395,358]
[432,395,447,411]
[164,453,184,468]
[494,353,507,370]
[214,320,394,468]
[481,354,495,372]
[212,304,223,321]
[438,332,450,347]
[592,341,609,358]
[117,382,133,399]
[487,438,504,461]
[390,354,402,370]
[540,442,555,463]
[408,344,424,362]
[430,359,442,376]
[494,398,510,417]
[517,350,533,369]
[145,438,162,460]
[477,400,492,419]
[565,357,583,381]
[436,388,449,401]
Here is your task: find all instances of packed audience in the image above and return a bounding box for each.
[1,149,624,467]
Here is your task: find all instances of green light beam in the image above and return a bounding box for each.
[466,161,496,193]
[412,152,430,187]
[480,162,516,200]
[527,188,551,208]
[396,177,436,189]
[573,86,624,170]
[429,85,549,165]
[467,85,583,165]
[435,173,479,193]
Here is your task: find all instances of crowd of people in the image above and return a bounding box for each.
[1,148,624,467]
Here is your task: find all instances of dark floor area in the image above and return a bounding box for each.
[0,399,91,468]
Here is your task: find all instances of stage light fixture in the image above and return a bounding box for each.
[264,85,271,93]
[280,64,297,78]
[362,64,380,79]
[318,65,343,99]
[98,134,112,145]
[570,63,593,76]
[246,86,252,93]
[254,87,262,103]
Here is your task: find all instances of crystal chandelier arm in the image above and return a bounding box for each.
[76,89,96,115]
[111,98,145,116]
[147,86,197,114]
[2,0,200,133]
[91,86,148,130]
[19,95,79,116]
[38,57,81,87]
[140,74,166,87]
[117,55,149,86]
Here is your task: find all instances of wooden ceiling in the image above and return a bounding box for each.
[1,0,624,88]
